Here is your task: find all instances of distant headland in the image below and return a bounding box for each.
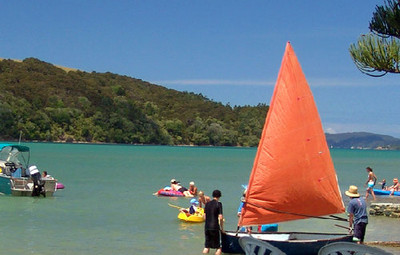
[326,132,400,150]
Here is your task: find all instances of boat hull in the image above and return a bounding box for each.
[0,175,56,197]
[373,188,400,196]
[0,174,12,195]
[221,231,353,255]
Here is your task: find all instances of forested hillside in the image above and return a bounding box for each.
[0,58,268,146]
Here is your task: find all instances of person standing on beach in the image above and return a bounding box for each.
[345,185,368,244]
[365,167,377,200]
[203,190,224,255]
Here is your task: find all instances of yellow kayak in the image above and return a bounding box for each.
[177,208,205,223]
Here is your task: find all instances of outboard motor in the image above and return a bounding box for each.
[29,165,46,197]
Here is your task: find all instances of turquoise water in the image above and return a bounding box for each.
[0,143,399,254]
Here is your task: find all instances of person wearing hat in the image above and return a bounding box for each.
[180,198,200,216]
[345,185,368,244]
[169,179,178,191]
[189,198,199,214]
[388,178,399,196]
[171,180,193,197]
[188,181,198,196]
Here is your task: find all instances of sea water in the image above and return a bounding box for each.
[0,143,399,254]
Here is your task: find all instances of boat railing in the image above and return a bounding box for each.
[10,178,32,191]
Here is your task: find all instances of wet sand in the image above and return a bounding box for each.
[367,242,400,254]
[364,196,400,254]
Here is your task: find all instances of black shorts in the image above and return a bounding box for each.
[354,222,367,242]
[204,229,220,249]
[178,187,188,193]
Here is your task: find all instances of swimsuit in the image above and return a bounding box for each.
[368,181,374,188]
[178,187,188,193]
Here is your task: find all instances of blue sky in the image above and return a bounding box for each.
[2,1,400,138]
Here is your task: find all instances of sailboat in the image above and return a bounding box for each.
[221,42,353,254]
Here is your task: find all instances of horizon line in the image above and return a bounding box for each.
[152,78,397,87]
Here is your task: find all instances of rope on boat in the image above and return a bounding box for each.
[245,201,348,222]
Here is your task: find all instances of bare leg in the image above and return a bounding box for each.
[215,248,222,255]
[184,191,194,197]
[371,189,376,200]
[203,248,209,254]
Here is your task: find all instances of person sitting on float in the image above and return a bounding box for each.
[388,178,399,195]
[171,180,193,197]
[188,181,198,196]
[180,198,200,216]
[378,179,386,190]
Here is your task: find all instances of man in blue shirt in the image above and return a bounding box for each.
[345,185,368,244]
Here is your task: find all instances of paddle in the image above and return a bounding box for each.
[168,203,183,210]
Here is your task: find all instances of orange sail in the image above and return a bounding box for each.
[239,42,344,227]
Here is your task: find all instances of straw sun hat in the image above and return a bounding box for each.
[345,185,360,198]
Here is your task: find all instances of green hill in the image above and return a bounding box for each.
[0,58,268,146]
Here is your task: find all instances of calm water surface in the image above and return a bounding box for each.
[0,143,399,254]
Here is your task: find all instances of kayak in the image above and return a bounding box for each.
[157,188,184,197]
[178,208,204,223]
[373,189,400,196]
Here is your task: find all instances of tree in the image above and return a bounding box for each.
[0,57,269,146]
[349,0,400,76]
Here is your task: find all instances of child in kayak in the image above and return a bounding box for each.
[378,179,386,190]
[180,198,200,216]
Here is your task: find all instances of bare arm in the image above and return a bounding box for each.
[348,213,354,228]
[218,214,224,232]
